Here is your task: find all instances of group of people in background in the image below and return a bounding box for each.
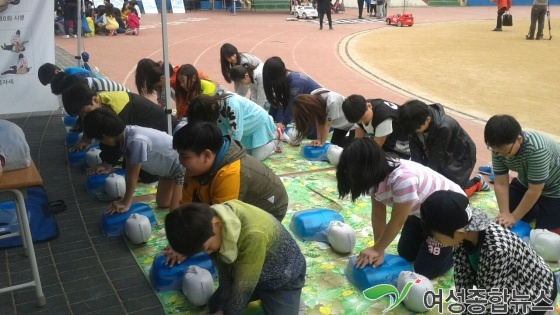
[30,40,560,314]
[55,0,141,37]
[491,0,549,40]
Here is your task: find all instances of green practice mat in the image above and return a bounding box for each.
[261,142,335,176]
[124,161,560,315]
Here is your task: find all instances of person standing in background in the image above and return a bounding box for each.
[526,0,548,39]
[491,0,511,31]
[62,0,78,38]
[357,0,364,18]
[317,0,333,29]
[376,0,385,18]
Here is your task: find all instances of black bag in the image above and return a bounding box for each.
[503,12,513,26]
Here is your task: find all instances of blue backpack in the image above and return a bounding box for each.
[0,187,65,248]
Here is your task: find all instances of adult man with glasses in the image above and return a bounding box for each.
[484,114,560,234]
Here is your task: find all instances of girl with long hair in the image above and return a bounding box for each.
[262,56,322,130]
[337,138,466,279]
[291,89,354,147]
[219,43,262,96]
[135,59,209,110]
[175,64,222,120]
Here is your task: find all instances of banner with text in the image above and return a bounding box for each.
[142,0,159,13]
[171,0,186,13]
[0,0,58,115]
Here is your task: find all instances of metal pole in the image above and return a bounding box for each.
[76,0,83,67]
[161,0,173,135]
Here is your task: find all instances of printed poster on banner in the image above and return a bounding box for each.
[142,0,159,13]
[171,0,186,13]
[0,0,57,115]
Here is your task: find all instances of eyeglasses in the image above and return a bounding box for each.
[487,142,515,156]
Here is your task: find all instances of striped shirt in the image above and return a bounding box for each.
[85,77,131,93]
[492,131,560,198]
[374,159,465,217]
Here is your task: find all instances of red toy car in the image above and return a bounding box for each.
[386,13,414,27]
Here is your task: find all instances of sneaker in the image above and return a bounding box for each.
[489,172,495,184]
[492,28,502,31]
[73,34,78,38]
[62,35,70,39]
[478,163,492,175]
[475,174,491,191]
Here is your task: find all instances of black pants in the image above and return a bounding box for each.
[529,4,547,37]
[496,7,507,29]
[1,65,17,75]
[63,4,78,36]
[509,178,560,232]
[318,6,332,28]
[397,216,453,279]
[330,129,355,147]
[357,0,364,18]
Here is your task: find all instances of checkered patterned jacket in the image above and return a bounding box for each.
[453,223,555,314]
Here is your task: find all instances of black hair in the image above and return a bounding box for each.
[484,115,522,148]
[18,53,24,59]
[95,4,106,16]
[175,64,201,109]
[263,56,289,110]
[16,30,20,35]
[173,121,224,155]
[220,43,240,84]
[398,99,430,134]
[186,95,220,124]
[342,94,368,123]
[104,3,114,17]
[50,71,68,95]
[420,190,470,238]
[336,138,399,202]
[229,63,255,84]
[52,74,86,95]
[165,203,216,257]
[135,58,174,96]
[61,83,97,116]
[38,63,61,85]
[82,107,125,140]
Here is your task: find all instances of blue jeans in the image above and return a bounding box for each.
[250,268,305,315]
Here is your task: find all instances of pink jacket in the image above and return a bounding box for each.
[127,12,140,29]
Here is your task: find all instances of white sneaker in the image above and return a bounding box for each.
[73,34,78,38]
[62,35,70,39]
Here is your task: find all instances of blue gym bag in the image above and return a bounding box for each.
[0,186,64,248]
